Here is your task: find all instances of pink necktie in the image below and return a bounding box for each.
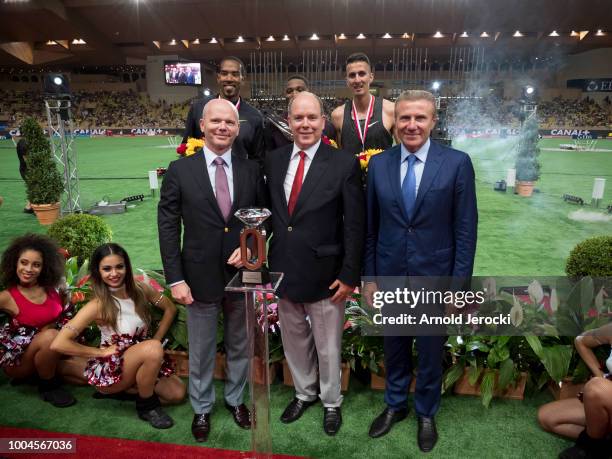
[214,157,231,221]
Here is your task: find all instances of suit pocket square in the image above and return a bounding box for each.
[315,244,342,258]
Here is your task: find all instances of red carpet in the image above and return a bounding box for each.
[0,427,304,459]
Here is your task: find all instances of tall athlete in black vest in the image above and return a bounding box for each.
[331,53,395,156]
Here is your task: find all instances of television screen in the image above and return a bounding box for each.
[164,62,202,86]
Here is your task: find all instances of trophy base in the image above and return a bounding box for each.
[241,268,271,285]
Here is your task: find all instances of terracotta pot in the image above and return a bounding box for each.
[340,362,350,392]
[252,356,277,385]
[214,352,226,380]
[548,377,585,400]
[164,350,189,377]
[282,359,350,392]
[453,368,527,400]
[282,359,294,387]
[515,181,535,197]
[31,202,60,225]
[371,363,416,392]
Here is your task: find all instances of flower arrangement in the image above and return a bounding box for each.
[357,148,383,171]
[176,137,205,157]
[254,292,284,363]
[321,135,338,148]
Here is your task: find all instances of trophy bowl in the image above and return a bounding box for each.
[235,208,271,229]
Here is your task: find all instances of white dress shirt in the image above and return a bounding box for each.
[400,138,430,195]
[283,139,321,202]
[203,146,234,201]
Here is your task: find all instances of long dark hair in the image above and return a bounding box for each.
[0,233,63,288]
[89,243,149,332]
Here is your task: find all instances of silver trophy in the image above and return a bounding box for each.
[235,207,271,284]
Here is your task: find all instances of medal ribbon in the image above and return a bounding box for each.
[352,95,375,151]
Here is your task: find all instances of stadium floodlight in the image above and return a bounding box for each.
[282,34,290,41]
[596,29,605,36]
[460,31,469,38]
[338,33,347,39]
[357,33,366,39]
[382,33,392,39]
[203,88,211,97]
[480,32,489,38]
[432,81,441,91]
[549,31,560,37]
[309,33,320,40]
[235,36,245,43]
[266,35,275,42]
[513,30,523,37]
[209,37,218,44]
[524,85,535,96]
[433,31,443,38]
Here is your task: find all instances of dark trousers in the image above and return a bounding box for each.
[383,335,446,417]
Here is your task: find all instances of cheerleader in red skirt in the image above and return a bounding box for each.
[0,234,75,407]
[52,243,185,428]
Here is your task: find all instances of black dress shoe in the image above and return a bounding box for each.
[280,397,318,423]
[225,402,251,429]
[368,407,408,438]
[192,413,210,442]
[323,407,342,436]
[417,416,438,452]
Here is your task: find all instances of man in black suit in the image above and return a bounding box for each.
[158,98,266,442]
[265,92,365,436]
[183,56,265,167]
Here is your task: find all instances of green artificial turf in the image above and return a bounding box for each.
[0,371,571,458]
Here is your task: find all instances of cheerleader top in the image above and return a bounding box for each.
[9,286,62,328]
[99,296,146,344]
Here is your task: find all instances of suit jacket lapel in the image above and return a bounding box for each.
[230,155,243,215]
[275,147,292,223]
[412,141,444,218]
[290,143,331,221]
[191,151,225,222]
[385,145,410,223]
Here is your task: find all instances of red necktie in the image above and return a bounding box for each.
[287,151,306,216]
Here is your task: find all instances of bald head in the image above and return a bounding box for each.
[199,98,240,155]
[288,91,324,117]
[287,91,325,150]
[202,98,239,121]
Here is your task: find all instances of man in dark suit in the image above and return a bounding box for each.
[158,98,266,442]
[265,92,365,436]
[364,90,478,452]
[183,57,265,167]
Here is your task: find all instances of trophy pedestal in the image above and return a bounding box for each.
[226,272,283,458]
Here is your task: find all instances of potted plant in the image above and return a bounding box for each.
[21,118,64,224]
[48,214,112,265]
[442,335,528,407]
[514,114,541,197]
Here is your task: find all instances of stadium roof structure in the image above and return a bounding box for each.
[0,0,611,66]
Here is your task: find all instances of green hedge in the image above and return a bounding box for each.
[565,235,612,278]
[48,214,112,264]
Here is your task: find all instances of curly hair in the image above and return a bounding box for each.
[0,233,64,288]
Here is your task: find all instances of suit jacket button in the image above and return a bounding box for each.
[224,227,229,233]
[288,226,292,232]
[408,226,414,233]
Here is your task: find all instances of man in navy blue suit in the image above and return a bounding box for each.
[364,90,477,452]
